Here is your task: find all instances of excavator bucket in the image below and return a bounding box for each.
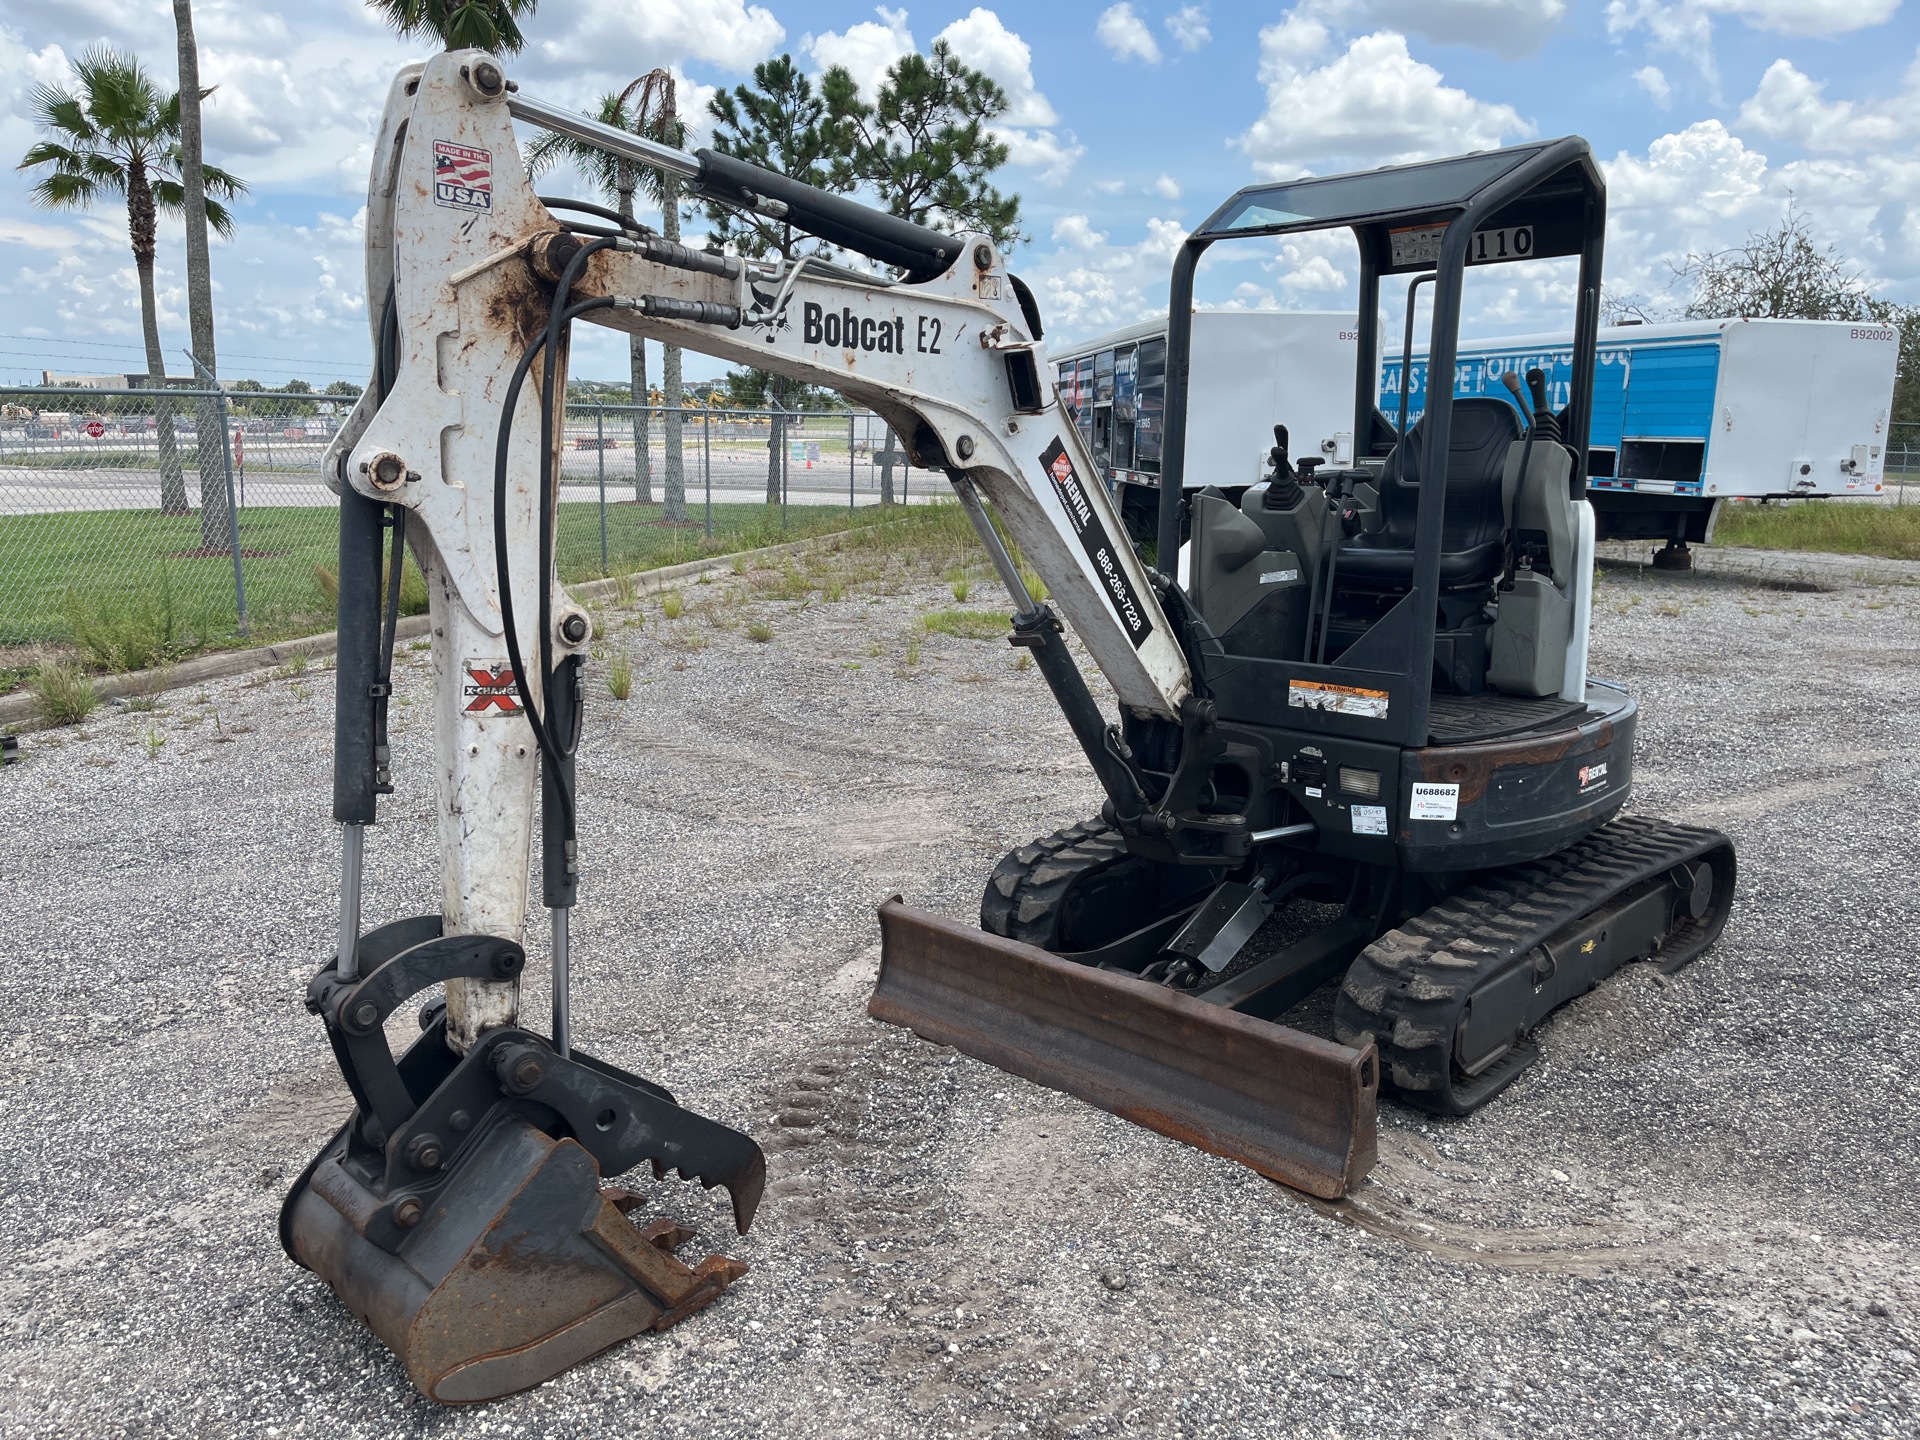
[283,1117,752,1404]
[870,900,1378,1199]
[282,923,766,1404]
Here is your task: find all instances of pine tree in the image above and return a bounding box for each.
[825,40,1022,251]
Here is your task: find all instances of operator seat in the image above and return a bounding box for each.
[1338,398,1520,589]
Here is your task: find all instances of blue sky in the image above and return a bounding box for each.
[0,1,1914,388]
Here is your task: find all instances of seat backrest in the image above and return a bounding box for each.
[1371,398,1520,554]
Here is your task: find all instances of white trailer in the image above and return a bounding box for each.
[1052,311,1357,540]
[1385,317,1901,546]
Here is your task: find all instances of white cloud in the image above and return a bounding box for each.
[1605,0,1720,87]
[1000,127,1086,184]
[0,217,78,250]
[1239,15,1530,178]
[1635,64,1672,106]
[1305,1,1568,58]
[1736,56,1910,154]
[1153,173,1182,200]
[1166,6,1212,51]
[1591,118,1920,312]
[1263,230,1359,297]
[936,8,1082,182]
[1034,216,1187,337]
[1052,215,1109,251]
[534,0,784,73]
[805,6,916,100]
[1096,5,1164,64]
[1702,0,1899,34]
[1606,0,1901,90]
[937,8,1056,127]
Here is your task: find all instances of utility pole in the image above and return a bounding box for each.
[173,0,229,552]
[629,70,687,523]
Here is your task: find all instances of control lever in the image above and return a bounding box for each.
[1268,424,1291,477]
[1500,371,1532,431]
[1499,372,1538,590]
[1525,367,1563,442]
[1263,424,1304,510]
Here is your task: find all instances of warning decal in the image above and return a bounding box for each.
[434,140,493,212]
[1039,436,1153,650]
[463,661,521,714]
[1288,679,1389,720]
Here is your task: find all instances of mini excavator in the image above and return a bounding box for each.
[284,51,1734,1403]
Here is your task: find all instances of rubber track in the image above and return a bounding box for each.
[980,819,1125,948]
[1334,813,1735,1115]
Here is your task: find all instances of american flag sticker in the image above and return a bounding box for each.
[433,140,492,212]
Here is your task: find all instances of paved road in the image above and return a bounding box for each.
[0,462,947,516]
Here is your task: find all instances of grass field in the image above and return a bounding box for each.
[1712,497,1920,561]
[0,500,866,686]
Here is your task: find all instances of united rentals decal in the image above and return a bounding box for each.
[433,140,492,212]
[463,662,521,714]
[1039,436,1153,649]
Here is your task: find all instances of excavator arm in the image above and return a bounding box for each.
[285,49,1221,1405]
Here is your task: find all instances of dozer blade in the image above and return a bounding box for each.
[285,1114,751,1404]
[870,900,1378,1199]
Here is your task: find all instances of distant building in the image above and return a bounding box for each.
[40,371,196,389]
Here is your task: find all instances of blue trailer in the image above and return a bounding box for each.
[1383,317,1900,548]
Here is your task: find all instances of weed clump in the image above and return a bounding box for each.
[65,569,209,672]
[30,662,97,726]
[607,650,633,700]
[920,609,1006,641]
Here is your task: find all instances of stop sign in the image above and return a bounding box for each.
[86,420,105,438]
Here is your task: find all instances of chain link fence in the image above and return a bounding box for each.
[0,387,930,666]
[1888,420,1919,494]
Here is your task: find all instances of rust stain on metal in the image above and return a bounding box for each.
[869,900,1377,1199]
[1412,719,1616,806]
[473,249,557,354]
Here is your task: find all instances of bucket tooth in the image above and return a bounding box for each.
[869,899,1377,1199]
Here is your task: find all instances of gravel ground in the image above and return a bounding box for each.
[2,555,1918,1439]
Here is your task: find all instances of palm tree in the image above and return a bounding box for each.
[19,47,244,518]
[365,0,538,52]
[527,73,686,511]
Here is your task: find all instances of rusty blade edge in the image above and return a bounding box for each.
[869,900,1378,1200]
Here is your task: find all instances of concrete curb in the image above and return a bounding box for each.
[0,531,840,734]
[1596,540,1920,590]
